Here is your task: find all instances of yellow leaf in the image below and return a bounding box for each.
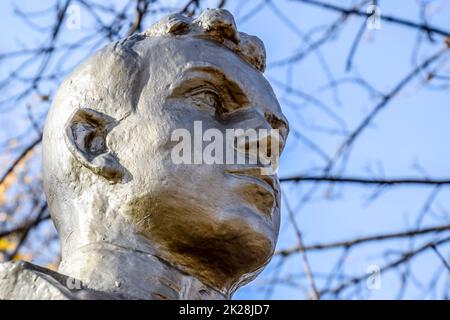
[45,263,59,271]
[0,238,15,251]
[12,253,32,261]
[0,171,17,205]
[0,147,35,204]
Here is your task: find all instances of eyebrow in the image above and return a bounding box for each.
[180,63,233,79]
[179,64,241,89]
[171,64,250,106]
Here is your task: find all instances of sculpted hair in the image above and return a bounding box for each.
[143,9,266,72]
[53,8,266,120]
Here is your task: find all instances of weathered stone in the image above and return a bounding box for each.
[0,8,289,300]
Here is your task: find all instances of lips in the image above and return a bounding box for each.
[224,167,279,194]
[224,167,280,223]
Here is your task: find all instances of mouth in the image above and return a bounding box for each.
[224,167,279,194]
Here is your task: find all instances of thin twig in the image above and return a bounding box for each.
[278,224,450,255]
[280,175,450,186]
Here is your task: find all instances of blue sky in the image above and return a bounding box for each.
[1,0,450,299]
[233,0,450,299]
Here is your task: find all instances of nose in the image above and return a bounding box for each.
[234,111,288,165]
[264,111,289,150]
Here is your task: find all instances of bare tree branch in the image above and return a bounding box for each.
[278,224,450,255]
[280,175,450,186]
[293,0,450,38]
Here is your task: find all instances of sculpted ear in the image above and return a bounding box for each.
[64,108,125,183]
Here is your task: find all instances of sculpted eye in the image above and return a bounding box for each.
[190,88,227,113]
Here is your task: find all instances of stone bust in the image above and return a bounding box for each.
[0,9,288,300]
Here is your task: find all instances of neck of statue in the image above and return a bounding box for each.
[58,242,226,300]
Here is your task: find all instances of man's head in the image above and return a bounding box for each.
[43,9,289,296]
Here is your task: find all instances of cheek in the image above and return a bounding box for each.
[107,119,163,179]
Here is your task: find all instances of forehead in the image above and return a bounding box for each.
[138,37,280,110]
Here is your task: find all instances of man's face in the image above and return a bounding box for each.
[109,37,288,292]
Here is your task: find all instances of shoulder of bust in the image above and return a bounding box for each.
[0,261,117,300]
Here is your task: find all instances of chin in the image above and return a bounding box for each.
[124,188,278,291]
